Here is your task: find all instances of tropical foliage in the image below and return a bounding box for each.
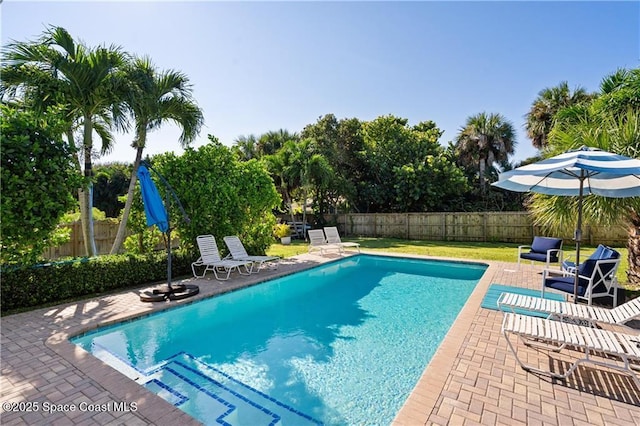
[526,67,640,284]
[1,26,129,257]
[93,163,131,218]
[525,81,592,149]
[135,139,281,255]
[455,112,516,194]
[0,104,83,264]
[109,56,204,254]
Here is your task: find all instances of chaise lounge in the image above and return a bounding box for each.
[502,312,640,388]
[498,292,640,327]
[323,226,360,253]
[191,235,253,280]
[308,229,343,255]
[223,235,279,274]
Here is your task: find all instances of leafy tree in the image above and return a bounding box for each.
[93,163,131,218]
[110,56,203,254]
[301,114,363,213]
[455,112,516,194]
[1,26,129,257]
[359,116,468,212]
[0,104,83,263]
[144,138,281,255]
[525,81,592,150]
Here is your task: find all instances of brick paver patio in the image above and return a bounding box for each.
[1,252,639,425]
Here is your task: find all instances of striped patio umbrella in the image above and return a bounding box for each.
[492,146,640,300]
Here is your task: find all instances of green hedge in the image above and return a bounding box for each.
[1,252,194,313]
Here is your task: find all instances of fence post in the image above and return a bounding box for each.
[482,212,487,242]
[406,213,410,240]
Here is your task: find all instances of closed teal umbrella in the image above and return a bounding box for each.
[137,163,198,302]
[137,164,168,233]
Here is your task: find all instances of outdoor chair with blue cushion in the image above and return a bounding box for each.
[541,246,621,306]
[561,244,613,274]
[518,236,564,269]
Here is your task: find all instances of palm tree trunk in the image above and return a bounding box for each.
[80,117,97,257]
[479,159,486,194]
[110,146,144,254]
[627,211,640,286]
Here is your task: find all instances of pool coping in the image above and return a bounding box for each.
[38,251,492,425]
[392,255,497,424]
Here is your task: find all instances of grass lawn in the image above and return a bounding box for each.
[267,237,632,289]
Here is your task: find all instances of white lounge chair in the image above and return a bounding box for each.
[223,235,279,274]
[502,312,640,387]
[498,293,640,327]
[191,235,252,280]
[323,226,360,253]
[308,229,343,255]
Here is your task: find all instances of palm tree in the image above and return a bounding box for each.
[233,134,259,161]
[525,81,592,150]
[2,26,128,256]
[110,56,203,254]
[530,67,640,284]
[258,129,298,157]
[455,112,516,194]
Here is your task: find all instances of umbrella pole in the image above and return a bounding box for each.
[166,189,172,291]
[573,174,585,303]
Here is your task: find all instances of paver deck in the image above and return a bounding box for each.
[1,252,639,425]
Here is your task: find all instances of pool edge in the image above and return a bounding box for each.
[45,251,493,426]
[392,259,498,425]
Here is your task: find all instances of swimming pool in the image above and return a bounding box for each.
[72,254,487,425]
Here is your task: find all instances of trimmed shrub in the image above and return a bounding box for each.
[1,251,193,313]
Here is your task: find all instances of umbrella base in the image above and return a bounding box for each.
[140,283,199,302]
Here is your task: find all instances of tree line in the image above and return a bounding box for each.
[2,25,638,283]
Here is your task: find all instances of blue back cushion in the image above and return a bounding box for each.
[589,244,606,260]
[530,237,562,254]
[577,245,620,278]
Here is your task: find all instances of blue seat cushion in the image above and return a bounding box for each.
[544,276,587,296]
[522,236,562,263]
[521,252,552,263]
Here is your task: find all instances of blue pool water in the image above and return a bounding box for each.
[72,254,487,425]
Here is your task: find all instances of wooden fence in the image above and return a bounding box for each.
[43,212,629,259]
[42,220,125,259]
[334,212,628,247]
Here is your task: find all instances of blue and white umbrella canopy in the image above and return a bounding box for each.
[492,146,640,198]
[493,146,640,302]
[137,164,169,233]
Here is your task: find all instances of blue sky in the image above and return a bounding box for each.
[2,1,638,165]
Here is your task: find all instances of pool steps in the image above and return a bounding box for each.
[90,344,320,425]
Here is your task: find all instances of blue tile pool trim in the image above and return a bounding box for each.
[178,353,322,425]
[89,343,321,425]
[144,379,189,406]
[166,363,279,426]
[161,366,242,426]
